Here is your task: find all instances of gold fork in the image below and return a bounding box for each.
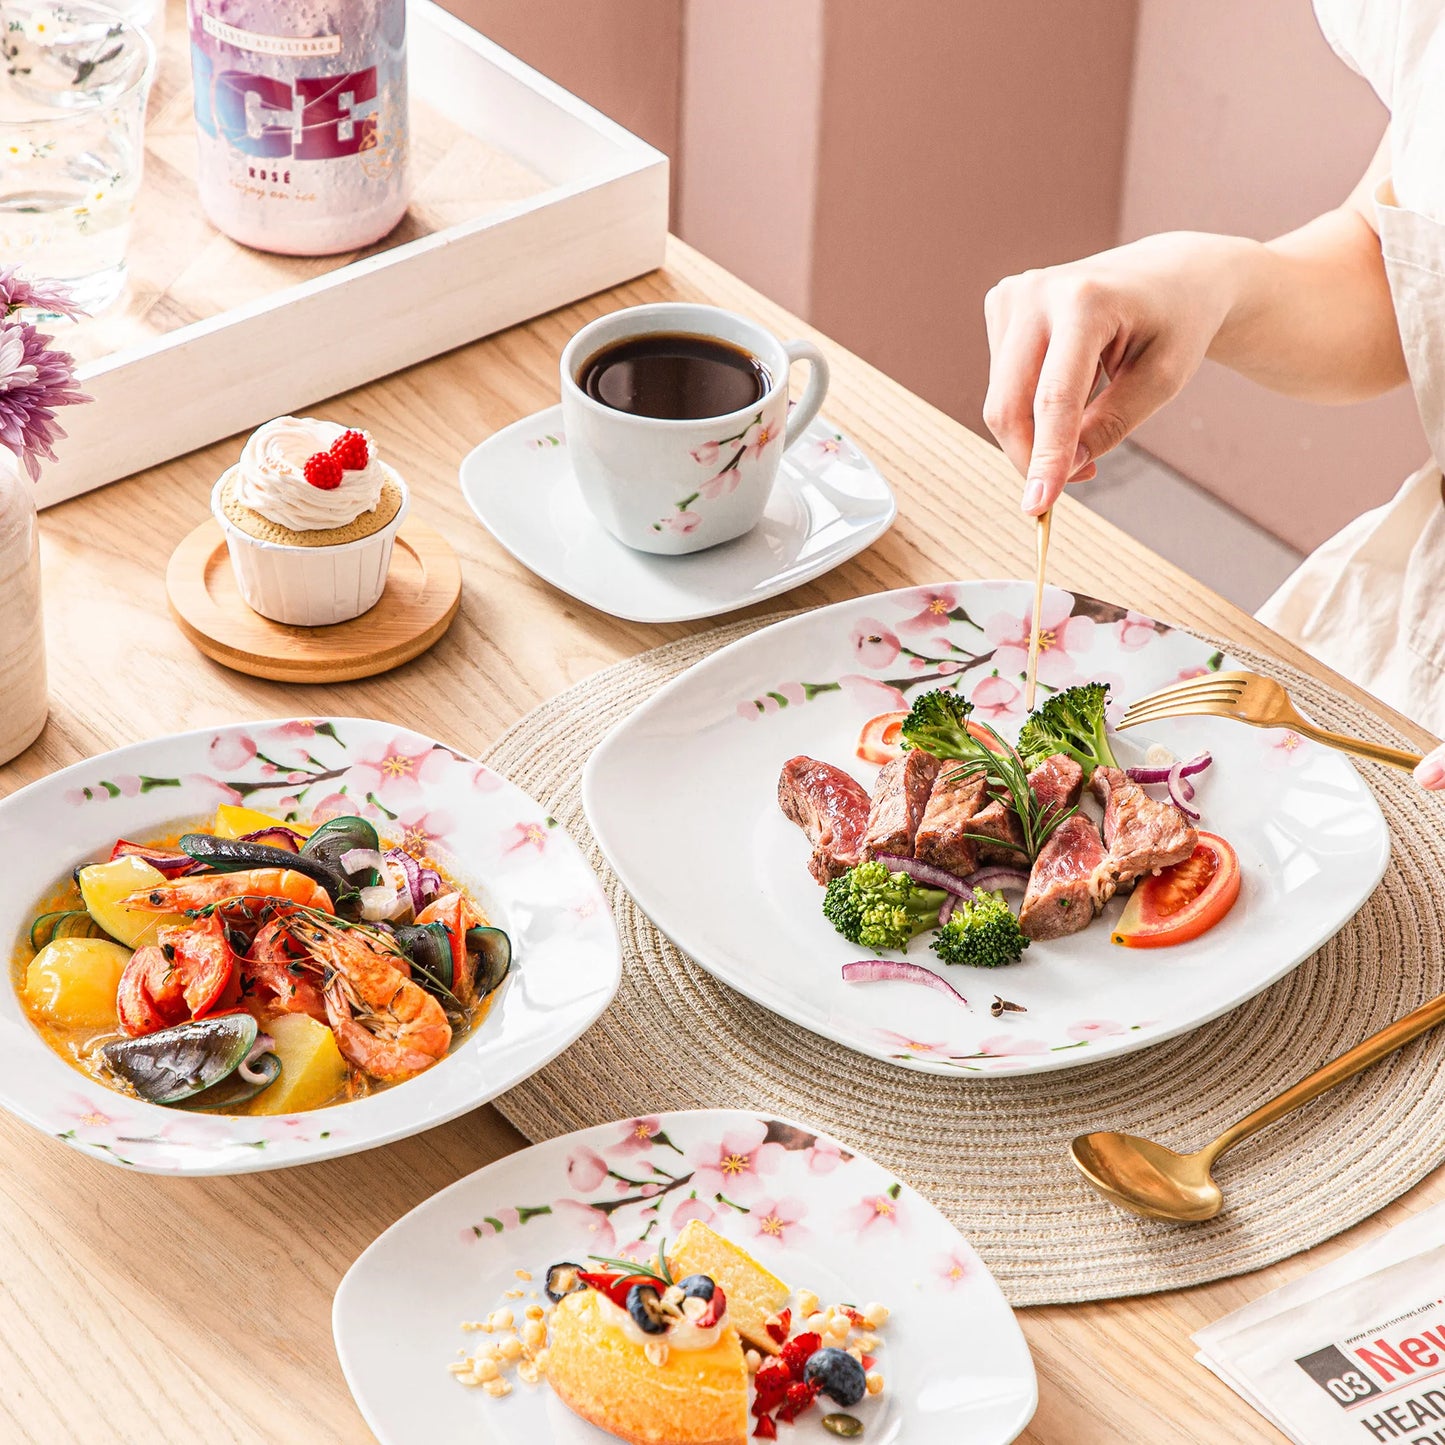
[1117,669,1422,771]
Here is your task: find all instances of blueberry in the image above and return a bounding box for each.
[626,1282,671,1334]
[804,1347,867,1407]
[679,1274,716,1302]
[544,1262,586,1303]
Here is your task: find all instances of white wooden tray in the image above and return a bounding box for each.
[38,0,668,509]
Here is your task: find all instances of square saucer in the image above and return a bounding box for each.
[458,406,896,624]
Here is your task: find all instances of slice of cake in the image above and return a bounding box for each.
[667,1220,792,1355]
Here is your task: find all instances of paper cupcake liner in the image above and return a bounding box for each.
[212,473,409,627]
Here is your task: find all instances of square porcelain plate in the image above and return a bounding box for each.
[581,581,1391,1076]
[458,405,896,624]
[333,1108,1037,1444]
[0,717,620,1173]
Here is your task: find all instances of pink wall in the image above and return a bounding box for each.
[1120,0,1426,552]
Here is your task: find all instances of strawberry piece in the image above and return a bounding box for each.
[765,1307,792,1345]
[780,1331,822,1379]
[861,1353,877,1371]
[776,1380,821,1424]
[842,1306,868,1327]
[304,452,343,490]
[328,428,370,470]
[694,1283,727,1329]
[752,1359,791,1415]
[752,1418,777,1441]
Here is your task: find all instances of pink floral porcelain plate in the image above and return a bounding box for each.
[458,405,896,623]
[333,1108,1037,1444]
[0,718,620,1173]
[582,581,1390,1076]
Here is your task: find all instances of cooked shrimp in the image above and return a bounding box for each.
[282,913,450,1082]
[245,917,328,1024]
[122,868,334,915]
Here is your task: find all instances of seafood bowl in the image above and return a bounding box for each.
[0,718,621,1174]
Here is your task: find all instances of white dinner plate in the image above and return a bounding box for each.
[0,717,620,1173]
[334,1107,1037,1444]
[458,405,896,624]
[582,581,1390,1076]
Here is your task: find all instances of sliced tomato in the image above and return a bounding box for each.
[167,915,238,1017]
[856,711,909,765]
[116,945,189,1036]
[1112,831,1240,948]
[576,1270,656,1308]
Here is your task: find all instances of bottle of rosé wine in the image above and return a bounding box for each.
[187,0,410,255]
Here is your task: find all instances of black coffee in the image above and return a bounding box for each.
[578,332,770,420]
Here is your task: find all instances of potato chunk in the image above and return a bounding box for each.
[25,938,131,1027]
[246,1012,348,1115]
[78,856,187,948]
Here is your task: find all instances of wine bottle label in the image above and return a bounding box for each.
[199,16,341,58]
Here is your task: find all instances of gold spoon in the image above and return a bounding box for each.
[1072,988,1445,1221]
[1024,507,1052,711]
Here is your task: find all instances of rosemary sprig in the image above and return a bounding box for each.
[586,1237,675,1286]
[943,717,1077,860]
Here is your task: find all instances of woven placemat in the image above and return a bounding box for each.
[485,614,1445,1307]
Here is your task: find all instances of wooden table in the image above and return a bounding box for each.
[4,237,1437,1444]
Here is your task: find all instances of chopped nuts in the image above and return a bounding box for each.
[446,1361,472,1375]
[861,1302,890,1329]
[825,1313,852,1340]
[806,1311,829,1332]
[796,1289,820,1317]
[524,1304,546,1321]
[514,1268,533,1282]
[854,1332,878,1352]
[865,1371,885,1396]
[503,1288,525,1300]
[745,1348,762,1375]
[521,1319,548,1352]
[846,1345,864,1362]
[517,1359,541,1386]
[482,1377,512,1399]
[472,1356,501,1383]
[644,1338,670,1369]
[499,1334,524,1361]
[488,1308,515,1331]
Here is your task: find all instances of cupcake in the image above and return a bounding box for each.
[211,416,409,626]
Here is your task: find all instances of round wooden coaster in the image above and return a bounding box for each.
[166,518,462,683]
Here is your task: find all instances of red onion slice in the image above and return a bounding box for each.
[963,866,1031,893]
[418,867,444,904]
[238,1033,276,1084]
[874,853,974,898]
[1126,750,1212,786]
[1167,762,1201,820]
[938,894,957,926]
[341,847,388,877]
[842,959,968,1008]
[386,847,424,909]
[238,826,305,853]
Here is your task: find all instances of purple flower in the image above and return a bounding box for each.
[0,321,91,481]
[0,267,86,323]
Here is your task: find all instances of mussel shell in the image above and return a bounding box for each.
[175,1050,281,1110]
[178,834,352,903]
[393,921,453,995]
[303,817,382,890]
[98,1013,259,1105]
[466,926,512,999]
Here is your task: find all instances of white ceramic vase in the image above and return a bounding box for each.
[0,453,47,765]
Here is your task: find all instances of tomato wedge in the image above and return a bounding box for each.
[1112,831,1240,948]
[116,944,189,1036]
[857,710,1008,765]
[167,914,239,1017]
[856,711,909,765]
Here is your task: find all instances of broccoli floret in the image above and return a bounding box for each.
[822,860,948,953]
[898,689,991,761]
[1015,682,1119,779]
[930,890,1029,969]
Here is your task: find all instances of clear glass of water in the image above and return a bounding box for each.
[0,1,155,314]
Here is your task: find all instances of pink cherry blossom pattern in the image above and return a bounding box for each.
[971,673,1022,723]
[739,415,782,463]
[306,791,352,823]
[396,807,453,859]
[690,439,721,467]
[471,1205,523,1239]
[670,1194,717,1231]
[850,619,902,670]
[689,1119,784,1200]
[614,1116,665,1154]
[208,733,257,771]
[982,590,1095,689]
[897,586,960,636]
[839,673,908,716]
[749,1196,808,1246]
[876,1029,951,1057]
[1066,1019,1126,1041]
[1175,664,1211,683]
[182,774,243,808]
[505,820,549,854]
[566,1146,609,1192]
[345,736,452,801]
[548,1199,616,1254]
[806,1138,846,1174]
[845,1187,907,1238]
[976,1035,1050,1056]
[660,508,703,533]
[937,1251,972,1289]
[59,1094,129,1140]
[1265,729,1311,767]
[698,469,741,501]
[1116,610,1158,652]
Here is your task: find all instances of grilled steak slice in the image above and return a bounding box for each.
[1090,765,1196,894]
[1029,754,1084,818]
[968,796,1026,864]
[1019,814,1108,940]
[861,748,942,862]
[914,762,989,877]
[778,756,872,885]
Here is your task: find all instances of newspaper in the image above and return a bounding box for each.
[1194,1202,1445,1445]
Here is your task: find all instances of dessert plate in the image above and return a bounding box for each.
[458,406,896,624]
[333,1107,1037,1444]
[0,718,620,1173]
[582,581,1390,1076]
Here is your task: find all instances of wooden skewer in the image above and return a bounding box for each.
[1025,507,1052,711]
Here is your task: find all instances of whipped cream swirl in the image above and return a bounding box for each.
[232,416,385,532]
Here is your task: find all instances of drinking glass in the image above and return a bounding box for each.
[0,0,155,313]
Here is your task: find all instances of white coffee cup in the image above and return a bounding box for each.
[560,302,830,555]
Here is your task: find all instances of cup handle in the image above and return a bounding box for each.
[782,339,831,449]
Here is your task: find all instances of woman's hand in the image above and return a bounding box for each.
[1415,745,1445,790]
[983,231,1251,515]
